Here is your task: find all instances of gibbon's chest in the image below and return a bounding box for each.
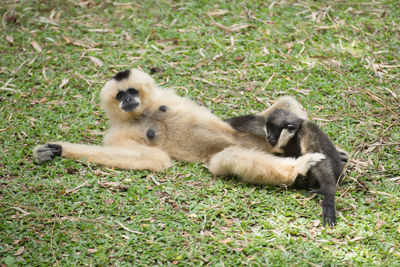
[130,105,173,146]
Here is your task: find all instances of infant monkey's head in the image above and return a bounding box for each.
[265,109,303,149]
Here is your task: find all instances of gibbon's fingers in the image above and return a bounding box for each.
[208,146,325,185]
[35,142,172,171]
[258,96,308,120]
[336,147,349,163]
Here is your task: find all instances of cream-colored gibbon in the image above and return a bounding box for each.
[33,69,325,186]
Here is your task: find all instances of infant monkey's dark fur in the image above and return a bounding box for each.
[226,109,345,226]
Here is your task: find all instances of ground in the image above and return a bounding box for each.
[0,0,399,265]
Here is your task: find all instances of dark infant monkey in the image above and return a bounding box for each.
[225,109,346,226]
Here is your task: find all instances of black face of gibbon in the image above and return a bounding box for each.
[115,88,140,112]
[266,109,303,147]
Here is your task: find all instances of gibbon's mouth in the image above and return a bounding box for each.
[121,102,139,112]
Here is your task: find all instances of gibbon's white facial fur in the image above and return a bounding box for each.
[100,69,156,122]
[116,88,141,112]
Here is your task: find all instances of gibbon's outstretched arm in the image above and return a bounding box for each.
[34,142,172,172]
[208,146,326,185]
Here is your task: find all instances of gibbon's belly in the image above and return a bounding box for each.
[160,123,236,163]
[140,105,238,163]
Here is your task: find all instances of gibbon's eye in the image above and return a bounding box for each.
[287,124,296,132]
[127,88,139,95]
[116,91,125,101]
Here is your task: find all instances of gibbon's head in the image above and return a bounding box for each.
[100,69,156,121]
[265,109,303,148]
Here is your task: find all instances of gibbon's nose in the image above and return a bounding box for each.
[121,98,139,112]
[267,135,277,147]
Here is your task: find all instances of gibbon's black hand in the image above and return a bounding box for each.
[34,143,62,163]
[47,144,62,157]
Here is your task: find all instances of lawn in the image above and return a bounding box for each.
[1,0,399,265]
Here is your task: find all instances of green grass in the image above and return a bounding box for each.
[1,0,399,265]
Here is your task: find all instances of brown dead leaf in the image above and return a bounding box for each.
[235,55,245,61]
[313,219,321,227]
[6,36,14,44]
[105,198,114,205]
[212,21,254,33]
[87,248,98,253]
[122,30,132,41]
[72,40,92,48]
[31,40,42,52]
[59,78,70,89]
[86,28,111,33]
[218,237,232,244]
[376,220,385,229]
[31,97,47,104]
[0,127,11,132]
[87,56,104,67]
[98,181,129,191]
[206,10,229,17]
[14,246,25,256]
[62,36,71,44]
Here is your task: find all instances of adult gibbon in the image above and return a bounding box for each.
[225,109,346,226]
[33,69,325,186]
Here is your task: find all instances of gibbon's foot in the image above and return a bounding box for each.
[339,151,348,163]
[336,148,349,163]
[321,196,336,227]
[294,153,326,176]
[33,144,62,164]
[310,190,336,227]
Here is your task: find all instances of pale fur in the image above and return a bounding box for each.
[258,96,308,120]
[33,69,324,185]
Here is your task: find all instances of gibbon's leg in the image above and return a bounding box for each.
[309,165,338,226]
[258,96,309,120]
[33,142,172,172]
[208,146,326,185]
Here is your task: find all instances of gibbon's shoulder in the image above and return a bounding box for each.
[299,120,341,156]
[300,121,331,141]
